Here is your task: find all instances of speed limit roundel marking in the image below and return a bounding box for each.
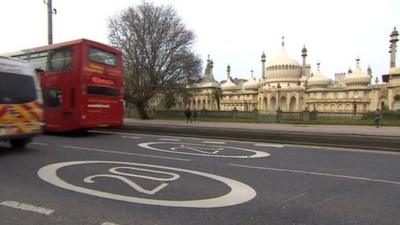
[38,161,256,208]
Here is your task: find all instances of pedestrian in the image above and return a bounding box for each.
[184,108,192,123]
[373,108,383,128]
[193,110,197,122]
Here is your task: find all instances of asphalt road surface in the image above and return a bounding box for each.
[1,130,400,225]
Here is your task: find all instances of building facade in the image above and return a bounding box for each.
[173,28,400,113]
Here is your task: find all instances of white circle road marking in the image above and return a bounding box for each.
[38,161,256,208]
[138,142,270,158]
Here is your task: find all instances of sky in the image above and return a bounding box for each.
[1,0,399,82]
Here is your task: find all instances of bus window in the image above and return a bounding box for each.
[89,47,117,66]
[0,73,37,104]
[44,89,62,108]
[49,48,72,71]
[87,86,119,97]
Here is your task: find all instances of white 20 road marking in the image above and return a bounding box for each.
[138,142,270,158]
[0,200,54,215]
[84,166,180,195]
[38,161,256,208]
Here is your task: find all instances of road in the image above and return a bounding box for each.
[1,130,400,225]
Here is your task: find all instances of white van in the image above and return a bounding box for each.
[0,56,43,148]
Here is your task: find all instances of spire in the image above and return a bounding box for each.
[302,45,307,67]
[389,27,399,68]
[367,65,372,77]
[261,52,266,62]
[348,68,353,74]
[316,61,321,71]
[391,26,399,38]
[227,64,231,79]
[301,45,307,56]
[281,36,285,49]
[251,69,254,80]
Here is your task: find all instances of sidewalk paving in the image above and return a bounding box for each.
[124,118,400,138]
[119,118,400,151]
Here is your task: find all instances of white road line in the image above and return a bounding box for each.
[121,136,141,139]
[275,192,307,207]
[62,145,190,162]
[254,143,284,148]
[230,164,400,185]
[89,130,140,136]
[101,222,121,225]
[202,141,226,144]
[31,142,48,146]
[0,200,54,215]
[159,138,181,141]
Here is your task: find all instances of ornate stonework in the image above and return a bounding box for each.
[159,28,400,112]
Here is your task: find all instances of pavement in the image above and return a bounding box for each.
[119,118,400,152]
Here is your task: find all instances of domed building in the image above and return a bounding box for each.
[168,28,400,113]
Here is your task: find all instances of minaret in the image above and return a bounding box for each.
[209,59,214,77]
[227,64,231,80]
[389,27,398,68]
[301,45,307,67]
[261,52,266,79]
[367,65,372,77]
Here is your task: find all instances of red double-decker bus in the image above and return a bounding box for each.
[5,39,124,132]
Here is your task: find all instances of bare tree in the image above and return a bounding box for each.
[108,1,202,119]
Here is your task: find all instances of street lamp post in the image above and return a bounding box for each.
[45,0,56,45]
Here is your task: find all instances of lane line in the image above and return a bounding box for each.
[275,192,307,207]
[101,222,121,225]
[62,145,190,162]
[254,143,284,148]
[230,164,400,185]
[202,141,226,145]
[311,194,341,207]
[121,136,141,139]
[159,138,181,141]
[0,200,54,215]
[31,142,48,146]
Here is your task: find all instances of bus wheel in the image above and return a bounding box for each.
[10,138,31,149]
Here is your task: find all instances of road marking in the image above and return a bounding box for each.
[89,130,139,136]
[122,136,141,139]
[159,138,181,141]
[32,142,48,146]
[254,143,284,148]
[311,194,341,207]
[275,192,307,207]
[62,145,190,162]
[102,222,121,225]
[202,141,226,144]
[230,164,400,185]
[139,142,270,158]
[0,200,54,215]
[38,161,256,208]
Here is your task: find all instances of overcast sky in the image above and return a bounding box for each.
[1,0,399,82]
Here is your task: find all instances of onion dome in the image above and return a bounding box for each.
[264,38,302,84]
[221,78,238,91]
[266,50,300,67]
[307,62,330,89]
[345,58,371,87]
[243,70,259,90]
